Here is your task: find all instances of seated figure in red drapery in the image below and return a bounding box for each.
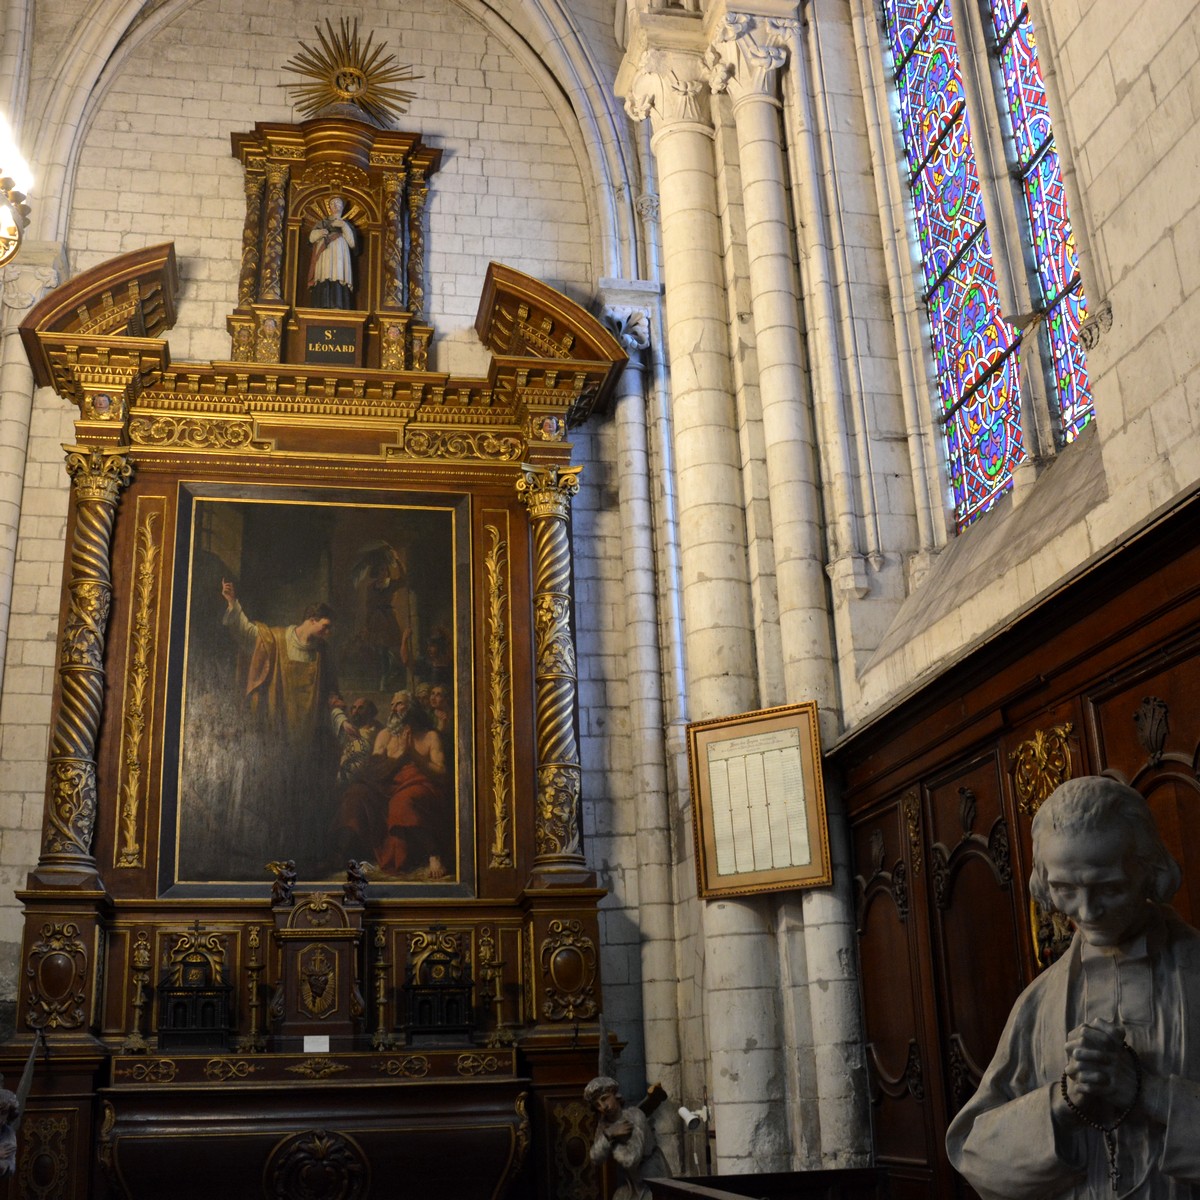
[333,690,452,879]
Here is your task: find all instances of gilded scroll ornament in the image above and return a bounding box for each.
[1010,722,1074,816]
[129,415,255,449]
[456,1053,504,1076]
[117,507,161,868]
[114,1059,177,1083]
[204,1058,260,1082]
[403,429,523,461]
[373,1055,430,1079]
[539,919,598,1021]
[486,525,514,868]
[25,922,88,1030]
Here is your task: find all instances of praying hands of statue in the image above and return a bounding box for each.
[1061,1017,1170,1128]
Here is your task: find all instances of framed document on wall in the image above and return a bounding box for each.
[686,701,831,899]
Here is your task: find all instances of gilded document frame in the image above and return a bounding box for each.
[159,482,474,897]
[687,702,831,899]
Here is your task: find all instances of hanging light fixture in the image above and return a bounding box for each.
[0,114,32,268]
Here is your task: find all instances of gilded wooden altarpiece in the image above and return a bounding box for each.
[6,113,626,1200]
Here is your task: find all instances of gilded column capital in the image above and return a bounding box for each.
[64,445,134,503]
[706,12,794,104]
[516,465,582,522]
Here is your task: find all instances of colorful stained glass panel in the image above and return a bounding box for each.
[895,2,964,171]
[927,233,1018,417]
[911,113,986,291]
[945,352,1024,528]
[997,18,1051,165]
[1046,286,1093,441]
[1021,147,1080,303]
[883,0,940,63]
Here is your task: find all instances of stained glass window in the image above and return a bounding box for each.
[986,0,1094,441]
[880,0,1094,530]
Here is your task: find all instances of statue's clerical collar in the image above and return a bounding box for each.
[1079,907,1164,1026]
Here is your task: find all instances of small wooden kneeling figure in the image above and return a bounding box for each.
[585,1076,671,1200]
[947,776,1200,1198]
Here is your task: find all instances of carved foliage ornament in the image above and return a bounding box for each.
[1134,696,1170,766]
[19,1114,71,1200]
[1011,722,1074,816]
[117,506,162,868]
[486,525,514,868]
[265,1128,369,1200]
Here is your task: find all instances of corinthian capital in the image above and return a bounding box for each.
[706,12,796,102]
[624,49,713,132]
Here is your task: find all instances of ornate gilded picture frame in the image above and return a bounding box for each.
[687,701,831,899]
[159,482,474,896]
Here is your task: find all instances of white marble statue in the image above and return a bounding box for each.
[946,776,1200,1198]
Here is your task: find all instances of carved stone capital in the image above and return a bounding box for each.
[602,305,652,353]
[624,50,714,132]
[706,12,793,103]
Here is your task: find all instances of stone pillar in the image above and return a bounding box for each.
[623,53,757,721]
[709,12,869,1167]
[516,463,588,881]
[707,13,836,713]
[602,287,683,1112]
[0,247,62,695]
[32,445,132,889]
[623,46,787,1175]
[258,162,289,304]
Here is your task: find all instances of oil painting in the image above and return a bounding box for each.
[160,484,472,894]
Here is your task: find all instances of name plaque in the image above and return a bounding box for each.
[305,324,358,365]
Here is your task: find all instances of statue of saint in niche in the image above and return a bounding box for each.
[947,776,1200,1198]
[308,195,357,309]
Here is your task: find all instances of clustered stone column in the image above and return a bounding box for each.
[517,464,587,877]
[34,445,132,887]
[707,14,836,709]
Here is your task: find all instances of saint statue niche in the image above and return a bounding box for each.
[308,195,357,309]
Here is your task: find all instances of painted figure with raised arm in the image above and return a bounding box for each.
[946,776,1200,1198]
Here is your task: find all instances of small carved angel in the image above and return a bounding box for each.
[266,859,297,907]
[343,860,370,905]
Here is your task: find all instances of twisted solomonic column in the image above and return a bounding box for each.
[516,464,587,877]
[33,446,133,887]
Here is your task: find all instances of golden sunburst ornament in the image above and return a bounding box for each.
[283,18,422,125]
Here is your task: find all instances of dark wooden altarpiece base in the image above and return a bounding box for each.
[3,115,627,1200]
[833,491,1200,1200]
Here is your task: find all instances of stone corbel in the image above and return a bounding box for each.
[1078,297,1113,350]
